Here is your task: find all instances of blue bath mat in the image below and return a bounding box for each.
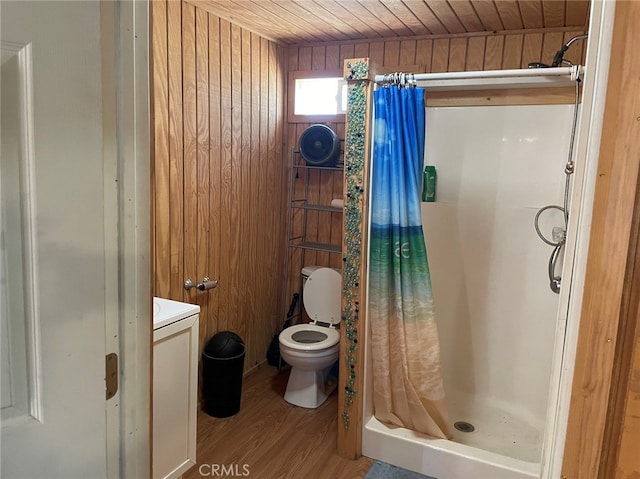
[365,461,436,479]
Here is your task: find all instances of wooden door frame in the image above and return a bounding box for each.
[119,1,152,475]
[562,1,640,477]
[102,0,152,476]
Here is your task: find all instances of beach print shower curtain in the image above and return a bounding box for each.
[369,85,451,438]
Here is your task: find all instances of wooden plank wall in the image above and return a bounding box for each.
[605,187,640,478]
[284,29,586,305]
[152,0,287,372]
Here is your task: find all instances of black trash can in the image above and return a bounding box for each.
[202,331,245,418]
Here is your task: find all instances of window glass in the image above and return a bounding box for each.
[294,77,347,116]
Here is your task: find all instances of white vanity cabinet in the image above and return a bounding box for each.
[153,297,200,479]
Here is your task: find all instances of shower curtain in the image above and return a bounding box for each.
[369,85,451,439]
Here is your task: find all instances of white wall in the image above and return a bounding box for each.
[423,104,573,427]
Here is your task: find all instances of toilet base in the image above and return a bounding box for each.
[284,364,337,409]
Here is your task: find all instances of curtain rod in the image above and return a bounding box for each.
[374,65,584,91]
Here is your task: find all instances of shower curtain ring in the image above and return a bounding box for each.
[570,65,581,82]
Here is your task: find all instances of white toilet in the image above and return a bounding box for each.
[279,266,341,408]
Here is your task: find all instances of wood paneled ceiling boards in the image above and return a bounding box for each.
[189,1,590,45]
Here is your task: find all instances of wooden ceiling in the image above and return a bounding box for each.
[188,1,591,45]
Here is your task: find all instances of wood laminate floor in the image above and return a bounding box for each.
[184,365,373,479]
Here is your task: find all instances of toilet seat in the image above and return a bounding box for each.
[303,267,342,325]
[279,324,339,351]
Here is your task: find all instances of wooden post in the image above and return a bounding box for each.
[337,57,375,459]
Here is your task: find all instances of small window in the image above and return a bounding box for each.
[294,77,347,115]
[288,70,347,123]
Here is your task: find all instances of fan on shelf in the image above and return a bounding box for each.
[298,124,341,167]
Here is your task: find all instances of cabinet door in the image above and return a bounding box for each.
[153,314,199,479]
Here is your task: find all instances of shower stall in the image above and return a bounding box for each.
[356,3,614,478]
[364,102,575,479]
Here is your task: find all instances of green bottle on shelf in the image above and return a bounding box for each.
[422,165,437,202]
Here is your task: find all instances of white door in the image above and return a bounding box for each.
[0,2,149,477]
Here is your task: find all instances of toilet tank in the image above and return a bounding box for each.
[301,265,342,286]
[301,265,321,285]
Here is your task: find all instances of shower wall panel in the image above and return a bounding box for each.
[422,104,574,427]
